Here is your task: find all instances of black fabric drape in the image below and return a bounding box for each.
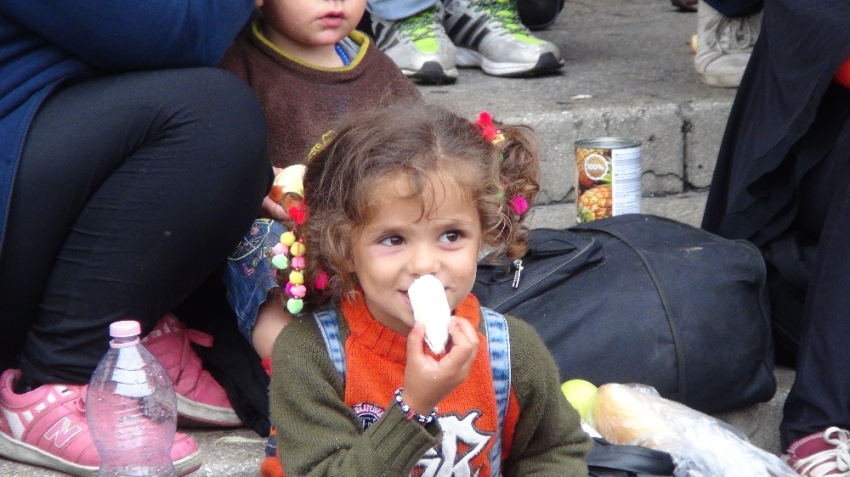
[702,0,850,242]
[701,0,850,447]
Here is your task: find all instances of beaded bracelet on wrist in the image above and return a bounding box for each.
[394,388,437,425]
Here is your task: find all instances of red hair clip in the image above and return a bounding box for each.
[475,111,504,144]
[289,204,307,226]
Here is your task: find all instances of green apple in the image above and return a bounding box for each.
[561,379,598,421]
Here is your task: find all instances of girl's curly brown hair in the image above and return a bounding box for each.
[299,102,539,309]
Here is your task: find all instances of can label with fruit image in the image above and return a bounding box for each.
[575,138,641,223]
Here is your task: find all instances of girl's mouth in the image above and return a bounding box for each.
[320,11,345,28]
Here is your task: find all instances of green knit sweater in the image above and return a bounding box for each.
[270,308,591,476]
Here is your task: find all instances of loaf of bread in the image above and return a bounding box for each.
[592,383,678,447]
[592,383,786,476]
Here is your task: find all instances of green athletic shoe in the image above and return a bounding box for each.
[443,0,564,77]
[371,5,458,84]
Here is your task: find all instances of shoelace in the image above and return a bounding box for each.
[140,316,215,391]
[793,427,850,477]
[705,11,761,53]
[467,0,527,36]
[65,384,89,414]
[174,328,215,389]
[398,7,442,42]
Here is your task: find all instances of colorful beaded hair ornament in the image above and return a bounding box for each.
[474,111,528,215]
[269,165,328,314]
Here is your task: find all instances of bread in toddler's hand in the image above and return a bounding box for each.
[408,275,451,354]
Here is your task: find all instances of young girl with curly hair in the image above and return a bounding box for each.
[267,102,591,476]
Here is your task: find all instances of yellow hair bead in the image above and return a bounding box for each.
[290,242,306,257]
[281,232,296,247]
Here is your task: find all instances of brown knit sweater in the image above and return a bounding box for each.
[219,23,421,168]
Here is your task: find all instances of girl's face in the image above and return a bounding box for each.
[348,172,482,336]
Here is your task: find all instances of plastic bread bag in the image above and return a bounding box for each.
[589,383,797,477]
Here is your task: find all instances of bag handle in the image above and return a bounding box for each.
[587,437,675,475]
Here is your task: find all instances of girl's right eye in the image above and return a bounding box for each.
[379,236,404,246]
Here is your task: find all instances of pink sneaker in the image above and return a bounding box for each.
[142,314,242,427]
[783,427,850,476]
[0,369,201,476]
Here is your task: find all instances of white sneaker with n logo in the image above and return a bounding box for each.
[0,368,202,476]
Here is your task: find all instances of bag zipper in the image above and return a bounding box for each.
[511,259,524,289]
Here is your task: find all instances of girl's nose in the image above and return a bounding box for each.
[409,243,439,276]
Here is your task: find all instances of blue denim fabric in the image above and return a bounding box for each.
[367,0,438,21]
[225,218,288,342]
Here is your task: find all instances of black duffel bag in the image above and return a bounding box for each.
[473,214,776,414]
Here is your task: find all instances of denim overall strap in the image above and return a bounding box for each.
[315,305,510,477]
[313,307,346,384]
[482,307,511,477]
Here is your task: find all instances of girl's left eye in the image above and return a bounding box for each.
[440,230,461,243]
[379,235,404,246]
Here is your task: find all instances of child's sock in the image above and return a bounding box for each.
[260,426,284,477]
[259,356,284,477]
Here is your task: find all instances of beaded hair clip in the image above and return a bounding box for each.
[474,112,528,215]
[269,165,328,314]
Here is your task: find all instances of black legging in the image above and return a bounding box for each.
[780,106,850,448]
[0,68,271,387]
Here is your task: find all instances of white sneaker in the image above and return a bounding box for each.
[443,0,563,77]
[694,0,762,87]
[371,5,458,84]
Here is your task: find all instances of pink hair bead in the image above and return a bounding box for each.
[315,270,329,290]
[273,243,288,256]
[510,196,528,215]
[290,285,307,298]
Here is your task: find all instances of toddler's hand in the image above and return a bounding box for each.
[259,167,290,221]
[401,318,479,416]
[259,195,289,221]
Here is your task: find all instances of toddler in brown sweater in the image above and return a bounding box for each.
[219,0,421,363]
[218,3,421,474]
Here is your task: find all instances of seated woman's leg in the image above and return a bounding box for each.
[780,111,850,450]
[0,68,270,386]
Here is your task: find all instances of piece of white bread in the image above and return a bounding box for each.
[408,275,451,354]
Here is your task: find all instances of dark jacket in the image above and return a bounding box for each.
[0,1,255,259]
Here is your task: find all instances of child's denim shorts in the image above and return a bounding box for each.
[224,218,287,342]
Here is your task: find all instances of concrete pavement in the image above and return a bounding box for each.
[422,0,737,203]
[2,0,793,475]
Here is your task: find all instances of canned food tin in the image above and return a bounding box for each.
[574,137,642,223]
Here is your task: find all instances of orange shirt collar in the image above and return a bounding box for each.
[341,289,481,363]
